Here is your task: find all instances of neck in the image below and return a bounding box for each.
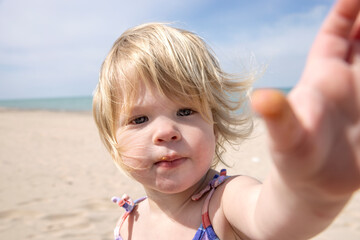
[143,169,216,219]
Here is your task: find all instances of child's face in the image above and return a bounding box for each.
[115,83,216,194]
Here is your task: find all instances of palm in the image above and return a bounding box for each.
[253,0,360,198]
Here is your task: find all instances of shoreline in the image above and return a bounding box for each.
[0,109,359,239]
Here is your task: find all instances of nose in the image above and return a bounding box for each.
[152,118,181,144]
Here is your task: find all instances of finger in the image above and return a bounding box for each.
[251,89,305,154]
[323,0,360,38]
[350,8,360,39]
[310,0,360,59]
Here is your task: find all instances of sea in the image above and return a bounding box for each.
[0,87,292,112]
[0,96,93,111]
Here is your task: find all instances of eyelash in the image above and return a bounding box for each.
[129,108,195,125]
[177,108,194,116]
[129,116,148,125]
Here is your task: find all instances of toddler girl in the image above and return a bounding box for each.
[93,0,360,239]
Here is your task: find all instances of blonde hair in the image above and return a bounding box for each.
[93,22,254,169]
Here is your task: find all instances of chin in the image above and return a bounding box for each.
[153,174,205,194]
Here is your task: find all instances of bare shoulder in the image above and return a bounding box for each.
[210,175,263,239]
[224,175,262,195]
[222,175,262,217]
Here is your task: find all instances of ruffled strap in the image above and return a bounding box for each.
[191,169,229,232]
[112,194,147,240]
[191,169,229,201]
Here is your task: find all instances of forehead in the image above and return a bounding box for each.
[115,67,210,118]
[131,82,170,109]
[117,81,180,124]
[116,76,213,127]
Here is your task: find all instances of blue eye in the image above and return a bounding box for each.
[130,116,148,125]
[177,108,194,116]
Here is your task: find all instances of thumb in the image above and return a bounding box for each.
[251,89,305,155]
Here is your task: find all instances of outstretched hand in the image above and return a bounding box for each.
[252,0,360,200]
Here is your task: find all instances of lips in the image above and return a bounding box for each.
[155,155,186,168]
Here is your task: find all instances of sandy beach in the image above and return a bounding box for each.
[0,109,359,240]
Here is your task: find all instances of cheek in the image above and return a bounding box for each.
[187,122,216,162]
[116,128,153,168]
[202,131,216,162]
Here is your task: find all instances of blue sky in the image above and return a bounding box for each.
[0,0,334,99]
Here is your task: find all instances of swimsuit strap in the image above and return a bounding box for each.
[112,194,147,240]
[191,169,229,229]
[111,169,228,240]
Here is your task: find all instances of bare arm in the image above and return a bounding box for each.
[223,0,360,239]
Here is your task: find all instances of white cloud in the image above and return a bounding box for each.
[0,0,331,98]
[212,4,330,88]
[0,0,206,98]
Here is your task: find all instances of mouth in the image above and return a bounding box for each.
[155,155,187,168]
